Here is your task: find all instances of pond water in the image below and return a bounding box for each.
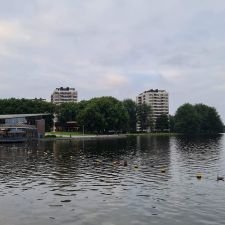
[0,135,225,225]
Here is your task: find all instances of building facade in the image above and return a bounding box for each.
[51,87,78,105]
[136,89,169,131]
[0,114,49,142]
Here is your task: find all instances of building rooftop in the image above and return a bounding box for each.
[55,87,76,91]
[0,113,50,120]
[144,89,167,93]
[137,89,168,96]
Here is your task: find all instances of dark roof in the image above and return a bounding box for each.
[56,87,75,91]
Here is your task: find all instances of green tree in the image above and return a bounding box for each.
[77,97,129,133]
[174,103,199,134]
[174,103,224,135]
[169,115,175,132]
[77,103,105,133]
[195,104,224,134]
[56,102,78,128]
[155,114,169,132]
[122,99,137,132]
[137,103,153,131]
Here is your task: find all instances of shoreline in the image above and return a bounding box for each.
[44,132,179,141]
[44,132,224,141]
[44,134,127,141]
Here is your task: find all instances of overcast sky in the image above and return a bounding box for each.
[0,0,225,121]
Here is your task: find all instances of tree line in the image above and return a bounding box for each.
[0,98,224,135]
[56,97,132,133]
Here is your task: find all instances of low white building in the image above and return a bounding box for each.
[51,87,78,105]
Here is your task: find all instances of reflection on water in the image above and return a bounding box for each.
[0,135,225,225]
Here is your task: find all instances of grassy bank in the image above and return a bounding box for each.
[126,132,180,136]
[46,131,91,136]
[46,131,180,137]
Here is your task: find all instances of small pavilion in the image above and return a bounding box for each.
[0,114,50,142]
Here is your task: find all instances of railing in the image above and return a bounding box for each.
[0,124,36,129]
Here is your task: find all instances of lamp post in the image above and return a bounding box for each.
[83,125,84,135]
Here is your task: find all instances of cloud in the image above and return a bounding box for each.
[103,74,129,88]
[0,20,29,42]
[0,21,17,40]
[0,0,225,121]
[158,69,183,83]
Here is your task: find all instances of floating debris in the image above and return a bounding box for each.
[217,175,224,181]
[161,168,166,173]
[123,160,128,166]
[196,173,203,179]
[61,200,71,203]
[49,204,63,207]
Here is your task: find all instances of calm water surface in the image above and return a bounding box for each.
[0,135,225,225]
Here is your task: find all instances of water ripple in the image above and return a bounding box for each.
[0,135,225,225]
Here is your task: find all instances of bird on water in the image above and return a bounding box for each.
[217,174,224,181]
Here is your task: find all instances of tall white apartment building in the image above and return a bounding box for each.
[136,89,169,130]
[51,87,78,105]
